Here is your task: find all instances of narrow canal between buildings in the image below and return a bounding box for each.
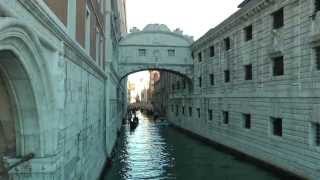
[103,112,289,180]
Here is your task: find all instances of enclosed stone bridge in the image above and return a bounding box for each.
[118,24,194,81]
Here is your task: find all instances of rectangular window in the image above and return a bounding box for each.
[224,37,231,51]
[210,74,215,86]
[223,111,229,124]
[176,105,179,116]
[273,56,284,76]
[244,25,253,41]
[198,52,202,62]
[198,76,202,87]
[311,122,320,146]
[189,107,192,117]
[224,70,230,83]
[208,109,213,121]
[177,81,180,90]
[316,0,320,12]
[138,49,146,56]
[182,106,185,115]
[183,80,186,89]
[245,64,253,80]
[210,46,215,57]
[271,117,283,137]
[168,49,175,56]
[85,6,91,53]
[197,108,201,118]
[315,46,320,70]
[96,29,100,62]
[243,114,251,129]
[272,8,284,29]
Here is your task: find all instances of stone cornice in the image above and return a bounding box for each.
[192,0,276,51]
[17,0,107,79]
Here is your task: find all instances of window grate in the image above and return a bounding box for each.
[243,114,251,129]
[210,74,215,85]
[315,47,320,70]
[272,8,284,29]
[210,46,215,57]
[208,110,213,121]
[224,70,230,83]
[198,52,202,62]
[271,117,282,137]
[168,49,175,56]
[244,25,253,41]
[224,38,231,50]
[316,0,320,12]
[138,49,146,56]
[316,123,320,146]
[223,111,229,124]
[273,56,284,76]
[245,64,253,80]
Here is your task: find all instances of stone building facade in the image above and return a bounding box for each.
[0,0,127,180]
[155,0,320,179]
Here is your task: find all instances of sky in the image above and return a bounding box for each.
[126,0,245,40]
[126,0,244,101]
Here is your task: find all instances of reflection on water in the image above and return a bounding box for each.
[104,112,282,180]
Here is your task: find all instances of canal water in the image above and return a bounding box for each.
[103,112,285,180]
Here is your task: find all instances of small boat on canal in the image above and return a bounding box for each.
[130,116,139,130]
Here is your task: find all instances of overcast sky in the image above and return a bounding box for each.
[126,0,244,40]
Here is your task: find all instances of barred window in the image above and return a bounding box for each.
[168,49,175,56]
[176,105,179,116]
[198,76,202,87]
[311,123,320,146]
[315,46,320,70]
[243,114,251,129]
[208,110,213,121]
[273,56,284,76]
[224,70,230,83]
[245,64,253,80]
[183,80,186,89]
[223,111,229,124]
[210,46,215,57]
[272,8,284,29]
[138,49,146,56]
[271,117,282,137]
[224,37,231,50]
[198,52,202,62]
[244,25,253,41]
[210,74,215,85]
[316,0,320,12]
[197,108,201,118]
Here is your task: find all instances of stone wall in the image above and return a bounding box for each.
[0,0,126,180]
[166,0,320,179]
